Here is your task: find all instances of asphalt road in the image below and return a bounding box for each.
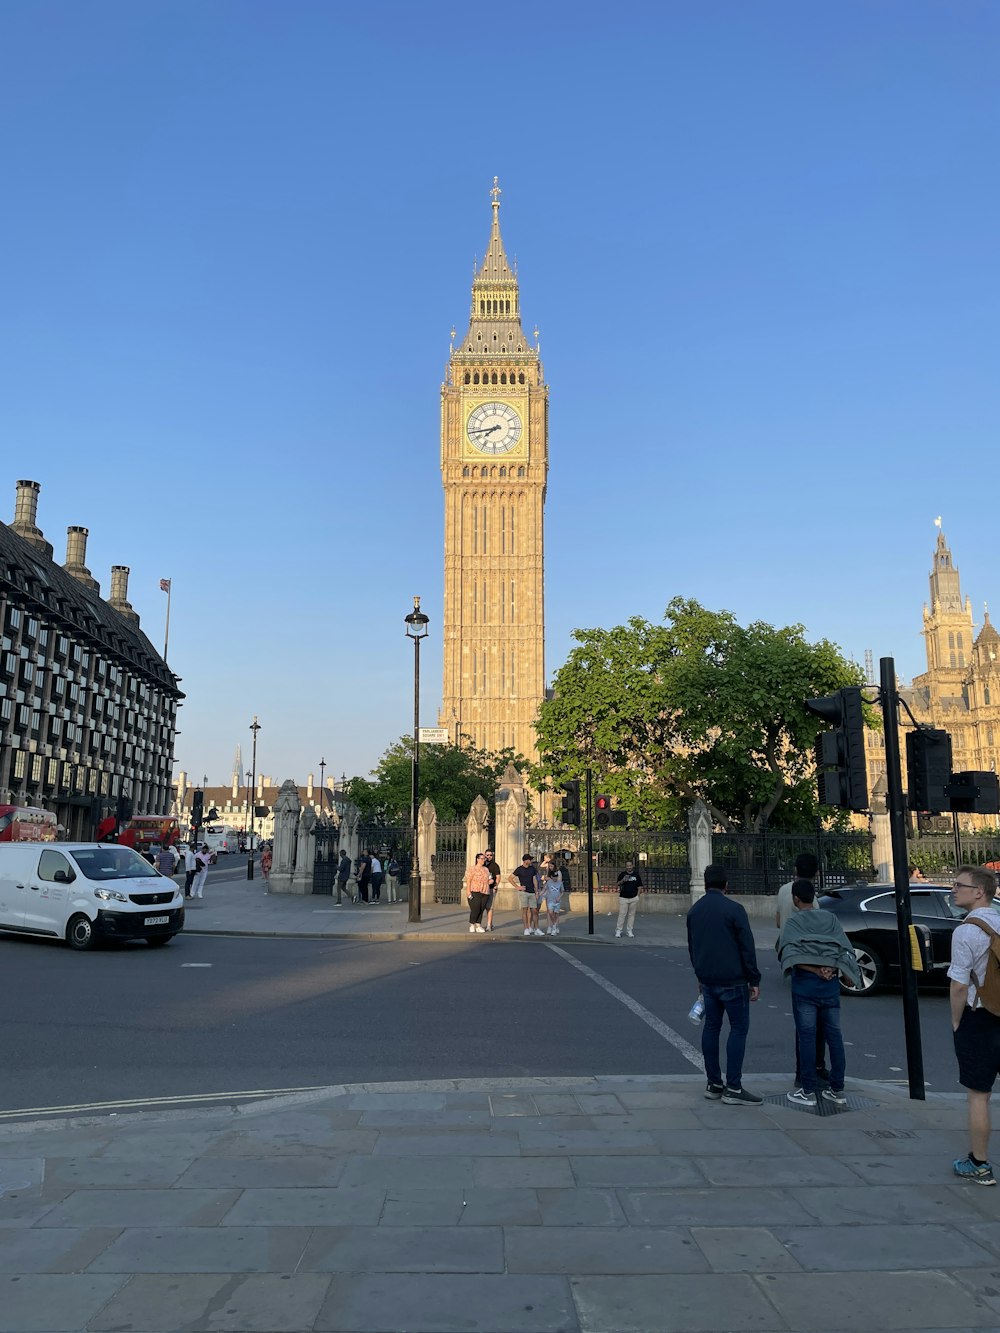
[2,931,958,1118]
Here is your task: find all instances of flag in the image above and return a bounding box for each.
[160,578,171,593]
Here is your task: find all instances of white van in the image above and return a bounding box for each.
[0,842,185,950]
[203,826,239,855]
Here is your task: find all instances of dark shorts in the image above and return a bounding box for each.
[954,1007,1000,1093]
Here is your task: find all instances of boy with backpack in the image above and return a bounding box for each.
[949,865,1000,1184]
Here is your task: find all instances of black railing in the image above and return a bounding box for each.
[433,820,468,903]
[906,832,1000,881]
[712,829,874,895]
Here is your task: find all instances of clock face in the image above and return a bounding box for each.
[466,401,522,455]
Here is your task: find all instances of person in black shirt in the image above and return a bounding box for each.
[686,864,763,1105]
[510,854,542,936]
[615,860,643,938]
[483,849,501,932]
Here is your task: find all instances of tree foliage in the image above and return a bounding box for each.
[534,597,871,832]
[344,738,527,824]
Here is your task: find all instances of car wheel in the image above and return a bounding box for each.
[145,935,172,948]
[66,914,96,951]
[844,943,883,995]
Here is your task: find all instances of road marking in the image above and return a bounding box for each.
[0,1084,330,1121]
[181,963,212,968]
[546,943,702,1070]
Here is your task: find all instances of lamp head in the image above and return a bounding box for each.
[405,594,430,640]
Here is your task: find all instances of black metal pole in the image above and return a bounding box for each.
[586,767,595,935]
[952,810,964,874]
[247,717,259,882]
[409,634,422,922]
[880,656,925,1100]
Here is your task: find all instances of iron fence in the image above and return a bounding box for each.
[432,820,467,903]
[591,828,690,894]
[312,822,339,895]
[711,829,874,895]
[906,832,1000,881]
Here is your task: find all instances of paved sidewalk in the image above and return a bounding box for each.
[181,868,728,949]
[0,1075,997,1332]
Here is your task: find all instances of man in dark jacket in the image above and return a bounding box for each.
[687,864,763,1105]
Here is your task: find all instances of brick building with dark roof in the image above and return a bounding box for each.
[0,479,183,837]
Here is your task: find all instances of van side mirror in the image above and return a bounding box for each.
[53,869,75,884]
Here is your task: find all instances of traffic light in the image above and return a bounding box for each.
[115,792,133,825]
[946,771,1000,816]
[805,686,868,812]
[560,780,581,826]
[191,789,204,825]
[906,728,953,813]
[595,794,612,829]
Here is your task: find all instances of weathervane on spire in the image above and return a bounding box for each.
[490,176,501,209]
[934,516,942,528]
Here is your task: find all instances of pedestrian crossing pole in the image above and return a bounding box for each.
[880,656,926,1100]
[586,767,595,935]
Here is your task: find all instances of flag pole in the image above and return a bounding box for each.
[163,581,172,661]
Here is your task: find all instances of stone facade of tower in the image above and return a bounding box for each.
[864,527,1000,821]
[439,182,547,762]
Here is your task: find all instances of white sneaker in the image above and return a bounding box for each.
[524,928,532,936]
[469,925,476,933]
[534,928,544,936]
[626,930,634,938]
[615,930,622,938]
[545,927,553,935]
[553,926,559,935]
[787,1088,818,1107]
[475,925,486,933]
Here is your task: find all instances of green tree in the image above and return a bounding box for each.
[344,738,527,824]
[534,597,871,832]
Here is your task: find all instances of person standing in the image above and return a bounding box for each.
[370,852,383,904]
[155,844,176,879]
[183,843,197,898]
[510,854,542,936]
[192,844,212,900]
[773,852,829,1087]
[464,852,490,934]
[483,848,501,932]
[948,866,1000,1184]
[355,851,372,903]
[385,854,401,903]
[336,849,352,904]
[777,880,860,1107]
[542,862,564,935]
[686,864,763,1105]
[260,843,272,882]
[615,860,643,938]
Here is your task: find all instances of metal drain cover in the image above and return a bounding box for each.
[763,1091,880,1116]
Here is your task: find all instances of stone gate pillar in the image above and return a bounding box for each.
[870,775,892,882]
[466,795,490,869]
[291,807,317,894]
[494,764,527,908]
[417,797,437,903]
[269,780,301,895]
[688,799,713,903]
[340,803,360,897]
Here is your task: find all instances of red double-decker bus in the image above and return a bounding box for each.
[117,815,180,855]
[0,805,59,843]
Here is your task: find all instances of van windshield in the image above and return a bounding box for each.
[69,846,159,881]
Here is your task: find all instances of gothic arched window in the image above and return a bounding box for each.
[518,372,525,384]
[491,372,498,384]
[462,466,469,477]
[987,687,992,706]
[517,466,525,477]
[473,372,480,385]
[464,372,470,384]
[500,372,507,384]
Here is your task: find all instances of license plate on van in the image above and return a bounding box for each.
[144,915,169,926]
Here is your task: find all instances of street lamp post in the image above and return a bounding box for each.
[247,716,261,881]
[319,757,326,817]
[404,596,430,922]
[244,769,251,854]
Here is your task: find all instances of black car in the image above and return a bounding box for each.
[817,883,965,996]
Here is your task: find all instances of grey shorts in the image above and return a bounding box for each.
[517,890,535,909]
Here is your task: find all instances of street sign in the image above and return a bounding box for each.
[418,727,450,744]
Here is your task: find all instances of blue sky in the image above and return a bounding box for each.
[2,1,997,788]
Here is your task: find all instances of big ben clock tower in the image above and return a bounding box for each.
[440,179,547,764]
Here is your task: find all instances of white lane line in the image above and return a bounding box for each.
[546,943,702,1070]
[181,963,212,968]
[0,1084,330,1120]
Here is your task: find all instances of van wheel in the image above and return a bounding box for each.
[66,915,96,951]
[145,935,172,948]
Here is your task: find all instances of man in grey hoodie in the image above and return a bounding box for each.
[777,879,861,1108]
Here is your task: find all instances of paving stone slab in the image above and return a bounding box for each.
[379,1186,467,1226]
[620,1187,814,1228]
[89,1226,311,1273]
[314,1272,578,1332]
[0,1226,118,1274]
[217,1128,378,1157]
[175,1153,347,1189]
[40,1187,240,1229]
[372,1132,518,1156]
[570,1156,707,1188]
[773,1222,996,1270]
[519,1129,656,1156]
[536,1187,626,1227]
[222,1186,386,1226]
[613,1090,710,1111]
[358,1108,495,1127]
[694,1155,862,1188]
[837,1154,961,1185]
[299,1224,503,1273]
[953,1221,1000,1258]
[573,1095,625,1116]
[755,1270,997,1329]
[341,1156,475,1189]
[570,1272,780,1331]
[87,1273,234,1331]
[0,1159,44,1198]
[0,1273,125,1332]
[0,1194,65,1228]
[690,1225,803,1272]
[490,1094,539,1116]
[949,1268,1000,1316]
[474,1157,576,1189]
[533,1095,583,1116]
[588,1110,704,1131]
[506,1225,708,1275]
[458,1187,542,1226]
[43,1156,195,1189]
[789,1183,991,1226]
[97,1131,229,1160]
[647,1128,803,1156]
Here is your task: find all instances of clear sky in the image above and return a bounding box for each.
[2,1,997,789]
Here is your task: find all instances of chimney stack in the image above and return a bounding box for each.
[10,480,54,558]
[107,565,140,625]
[63,526,99,592]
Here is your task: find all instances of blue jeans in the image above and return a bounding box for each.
[701,982,751,1089]
[791,971,845,1093]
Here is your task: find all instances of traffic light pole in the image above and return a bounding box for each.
[880,656,925,1101]
[585,767,595,936]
